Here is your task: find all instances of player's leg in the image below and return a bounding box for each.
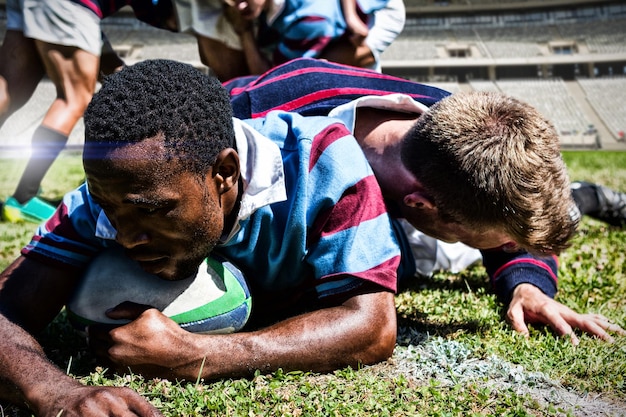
[98,34,125,81]
[7,43,99,217]
[0,0,46,126]
[571,181,626,227]
[3,0,101,223]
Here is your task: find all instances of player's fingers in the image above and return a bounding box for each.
[589,313,611,322]
[106,301,154,320]
[577,314,625,341]
[578,320,613,343]
[506,303,529,337]
[601,319,626,336]
[541,309,579,346]
[597,316,626,336]
[86,324,121,362]
[610,323,626,336]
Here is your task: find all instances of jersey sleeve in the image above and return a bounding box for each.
[481,249,559,306]
[225,57,450,119]
[21,183,108,269]
[301,116,400,296]
[233,112,400,304]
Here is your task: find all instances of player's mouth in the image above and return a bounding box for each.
[129,254,170,275]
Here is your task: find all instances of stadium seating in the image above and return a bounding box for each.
[577,77,626,141]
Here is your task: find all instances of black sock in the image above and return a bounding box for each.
[13,125,68,204]
[571,181,601,215]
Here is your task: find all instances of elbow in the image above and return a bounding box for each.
[365,311,397,364]
[358,300,397,365]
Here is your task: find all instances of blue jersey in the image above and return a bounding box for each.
[22,113,400,314]
[225,57,560,305]
[259,0,390,65]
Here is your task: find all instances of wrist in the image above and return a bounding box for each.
[24,376,83,415]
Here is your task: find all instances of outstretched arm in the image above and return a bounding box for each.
[89,288,397,380]
[482,249,625,342]
[507,283,625,344]
[340,0,369,46]
[0,256,162,416]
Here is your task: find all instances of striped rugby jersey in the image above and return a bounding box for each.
[22,112,400,314]
[258,0,390,66]
[225,57,560,306]
[218,112,400,312]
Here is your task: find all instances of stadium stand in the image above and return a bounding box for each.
[496,78,599,148]
[467,79,500,92]
[380,0,626,149]
[577,76,626,141]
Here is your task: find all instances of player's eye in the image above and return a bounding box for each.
[140,206,160,215]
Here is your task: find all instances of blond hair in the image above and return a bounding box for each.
[401,91,578,254]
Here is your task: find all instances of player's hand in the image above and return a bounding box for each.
[223,1,254,35]
[346,19,369,47]
[33,382,162,417]
[88,303,200,379]
[507,283,625,344]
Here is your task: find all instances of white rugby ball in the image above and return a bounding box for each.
[66,247,251,334]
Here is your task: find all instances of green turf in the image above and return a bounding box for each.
[0,150,624,416]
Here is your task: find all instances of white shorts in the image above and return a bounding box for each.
[398,219,482,276]
[6,0,103,56]
[173,0,407,58]
[365,0,406,71]
[173,0,242,50]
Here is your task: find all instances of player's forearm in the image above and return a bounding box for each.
[186,292,397,380]
[239,31,271,75]
[0,315,82,410]
[481,249,559,305]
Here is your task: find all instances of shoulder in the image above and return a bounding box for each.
[244,111,350,144]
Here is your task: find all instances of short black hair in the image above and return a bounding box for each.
[84,59,235,175]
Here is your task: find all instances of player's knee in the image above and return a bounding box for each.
[0,76,10,115]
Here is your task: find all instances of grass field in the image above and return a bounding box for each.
[0,150,624,416]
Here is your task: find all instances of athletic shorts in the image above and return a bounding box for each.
[173,0,241,50]
[6,0,103,56]
[172,0,407,59]
[365,0,406,71]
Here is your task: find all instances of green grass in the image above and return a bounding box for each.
[0,150,625,416]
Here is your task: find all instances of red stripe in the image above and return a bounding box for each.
[245,66,404,93]
[250,87,412,119]
[322,255,400,292]
[308,122,350,171]
[32,204,99,256]
[320,175,388,237]
[282,35,331,54]
[492,256,558,283]
[299,16,326,22]
[229,65,412,96]
[78,0,104,18]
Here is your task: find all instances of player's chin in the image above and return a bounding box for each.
[158,258,206,282]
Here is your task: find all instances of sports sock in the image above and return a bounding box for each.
[12,125,68,204]
[571,181,600,216]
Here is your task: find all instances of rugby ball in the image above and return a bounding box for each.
[66,247,251,334]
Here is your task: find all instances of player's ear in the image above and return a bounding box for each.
[212,148,240,195]
[403,191,435,210]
